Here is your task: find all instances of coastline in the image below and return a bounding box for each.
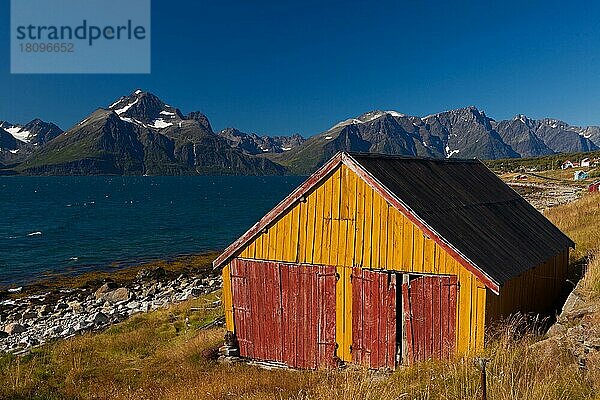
[0,252,223,354]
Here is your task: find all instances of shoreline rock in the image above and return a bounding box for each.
[0,267,222,354]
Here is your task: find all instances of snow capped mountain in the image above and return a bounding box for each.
[108,90,185,130]
[272,106,600,174]
[0,119,63,166]
[332,110,407,129]
[494,115,598,156]
[0,119,62,145]
[4,91,600,175]
[0,121,31,143]
[15,90,285,176]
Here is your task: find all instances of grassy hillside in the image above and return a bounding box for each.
[3,194,600,399]
[486,150,600,173]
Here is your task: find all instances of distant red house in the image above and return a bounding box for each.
[589,181,600,192]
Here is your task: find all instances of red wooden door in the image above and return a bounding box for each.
[280,263,337,368]
[352,268,397,369]
[229,259,337,369]
[402,275,458,364]
[230,259,282,361]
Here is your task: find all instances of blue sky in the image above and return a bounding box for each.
[2,0,600,136]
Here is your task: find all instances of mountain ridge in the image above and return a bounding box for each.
[14,91,286,176]
[267,106,600,174]
[3,91,600,175]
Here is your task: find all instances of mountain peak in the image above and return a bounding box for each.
[0,118,62,145]
[422,106,484,120]
[108,90,185,130]
[330,110,406,130]
[513,114,532,124]
[357,110,406,122]
[459,105,485,116]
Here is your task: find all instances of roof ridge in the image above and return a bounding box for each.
[346,152,481,164]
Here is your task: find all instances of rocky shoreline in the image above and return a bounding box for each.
[0,261,222,355]
[537,282,600,369]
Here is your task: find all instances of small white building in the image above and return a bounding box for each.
[581,158,591,167]
[561,160,574,170]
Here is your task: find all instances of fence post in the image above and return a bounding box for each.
[475,357,489,400]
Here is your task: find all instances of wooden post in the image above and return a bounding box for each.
[476,358,489,400]
[481,362,487,400]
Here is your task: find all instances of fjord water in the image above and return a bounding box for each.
[0,176,305,287]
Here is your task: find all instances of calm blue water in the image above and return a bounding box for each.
[0,176,305,287]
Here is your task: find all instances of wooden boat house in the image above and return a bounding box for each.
[214,152,574,369]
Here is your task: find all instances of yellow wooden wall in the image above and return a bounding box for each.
[222,164,487,360]
[222,263,234,332]
[486,250,569,322]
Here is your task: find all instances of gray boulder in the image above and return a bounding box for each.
[90,311,110,325]
[94,282,118,300]
[100,287,131,304]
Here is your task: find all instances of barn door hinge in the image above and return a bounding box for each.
[349,345,353,352]
[335,272,340,281]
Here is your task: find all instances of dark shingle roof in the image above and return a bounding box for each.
[349,153,574,285]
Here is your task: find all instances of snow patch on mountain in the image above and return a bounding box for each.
[114,97,140,115]
[2,125,32,143]
[386,111,406,118]
[331,110,406,130]
[445,145,460,158]
[332,118,362,129]
[109,98,124,109]
[149,119,173,129]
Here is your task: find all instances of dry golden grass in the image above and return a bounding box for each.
[545,192,600,262]
[2,309,596,400]
[3,193,600,399]
[545,192,600,299]
[580,254,600,299]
